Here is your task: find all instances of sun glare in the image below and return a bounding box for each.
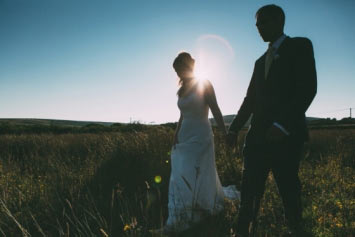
[193,34,235,87]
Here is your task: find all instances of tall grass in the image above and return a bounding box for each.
[0,127,354,236]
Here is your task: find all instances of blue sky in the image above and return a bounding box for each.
[1,0,354,123]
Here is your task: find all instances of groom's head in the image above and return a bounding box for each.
[255,4,285,43]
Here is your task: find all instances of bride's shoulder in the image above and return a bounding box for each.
[197,79,215,97]
[204,79,214,91]
[197,79,213,89]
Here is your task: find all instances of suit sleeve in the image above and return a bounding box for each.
[228,63,257,133]
[274,38,317,132]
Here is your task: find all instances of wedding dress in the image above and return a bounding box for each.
[165,81,240,232]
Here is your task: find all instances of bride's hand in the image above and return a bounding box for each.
[172,136,179,149]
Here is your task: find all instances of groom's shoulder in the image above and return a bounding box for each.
[255,52,267,63]
[288,36,313,49]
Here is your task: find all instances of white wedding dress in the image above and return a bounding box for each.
[165,82,240,232]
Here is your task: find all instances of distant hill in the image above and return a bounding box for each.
[1,116,354,130]
[0,118,114,127]
[0,118,152,135]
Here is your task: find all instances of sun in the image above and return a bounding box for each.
[193,59,207,82]
[193,34,235,87]
[193,49,220,85]
[193,59,209,94]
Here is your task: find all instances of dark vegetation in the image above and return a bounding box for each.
[0,120,354,236]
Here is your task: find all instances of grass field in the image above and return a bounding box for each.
[0,126,354,236]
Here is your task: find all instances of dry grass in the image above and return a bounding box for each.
[0,127,354,236]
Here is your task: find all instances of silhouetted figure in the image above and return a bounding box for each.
[227,4,317,236]
[151,52,240,235]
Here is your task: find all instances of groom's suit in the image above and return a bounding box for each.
[229,35,317,235]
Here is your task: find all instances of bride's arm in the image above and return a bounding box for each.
[173,112,183,148]
[204,80,227,136]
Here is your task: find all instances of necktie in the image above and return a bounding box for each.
[264,45,275,79]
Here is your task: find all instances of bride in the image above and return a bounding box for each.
[163,52,240,233]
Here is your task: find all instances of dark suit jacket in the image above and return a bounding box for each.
[229,36,317,146]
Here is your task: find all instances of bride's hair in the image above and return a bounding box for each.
[173,52,195,97]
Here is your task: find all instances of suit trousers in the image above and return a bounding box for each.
[235,137,304,236]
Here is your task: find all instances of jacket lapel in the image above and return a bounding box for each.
[258,53,267,81]
[265,36,291,80]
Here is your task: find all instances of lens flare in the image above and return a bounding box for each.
[154,175,162,184]
[193,34,235,85]
[197,34,235,58]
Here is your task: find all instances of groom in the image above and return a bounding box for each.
[227,4,317,236]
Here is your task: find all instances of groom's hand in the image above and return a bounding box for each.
[226,131,238,148]
[266,125,287,142]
